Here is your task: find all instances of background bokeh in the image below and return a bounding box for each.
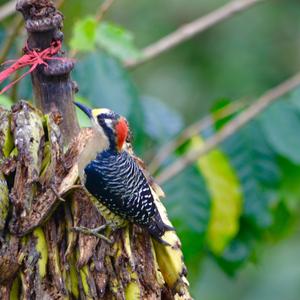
[1,0,300,299]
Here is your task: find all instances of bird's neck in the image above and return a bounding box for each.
[104,127,118,152]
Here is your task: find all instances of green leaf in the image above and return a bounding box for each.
[209,116,281,274]
[163,165,211,264]
[72,52,145,153]
[221,121,281,229]
[0,171,9,231]
[0,95,13,109]
[59,0,103,39]
[211,98,240,130]
[191,136,243,254]
[95,22,141,61]
[278,157,300,211]
[267,200,295,241]
[69,17,97,52]
[214,224,255,276]
[142,96,184,143]
[287,86,300,111]
[259,101,300,164]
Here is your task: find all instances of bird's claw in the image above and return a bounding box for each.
[71,224,114,244]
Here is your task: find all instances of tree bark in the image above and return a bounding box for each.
[0,1,191,299]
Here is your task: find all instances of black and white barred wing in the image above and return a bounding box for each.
[84,151,165,232]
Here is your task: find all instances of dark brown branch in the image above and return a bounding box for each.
[16,0,79,145]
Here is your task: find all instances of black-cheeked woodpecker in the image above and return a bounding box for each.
[74,102,174,245]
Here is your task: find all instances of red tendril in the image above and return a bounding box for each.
[0,40,65,95]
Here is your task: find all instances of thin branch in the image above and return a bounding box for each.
[0,0,17,22]
[95,0,115,22]
[124,0,265,68]
[148,101,246,174]
[156,72,300,184]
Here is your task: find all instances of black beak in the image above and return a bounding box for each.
[74,101,92,118]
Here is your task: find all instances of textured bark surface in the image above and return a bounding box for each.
[0,108,190,298]
[0,1,191,299]
[16,0,79,145]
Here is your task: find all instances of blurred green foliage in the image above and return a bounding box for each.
[1,0,300,299]
[0,95,13,109]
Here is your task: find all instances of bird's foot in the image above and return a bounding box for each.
[72,222,114,244]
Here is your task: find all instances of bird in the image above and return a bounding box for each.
[74,102,174,245]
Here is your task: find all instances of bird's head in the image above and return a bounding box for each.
[74,102,129,152]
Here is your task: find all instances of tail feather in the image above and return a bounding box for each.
[147,213,175,246]
[163,223,175,232]
[154,236,172,247]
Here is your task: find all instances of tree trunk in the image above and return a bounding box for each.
[16,0,80,146]
[0,1,191,299]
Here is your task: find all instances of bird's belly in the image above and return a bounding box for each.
[83,151,158,231]
[90,196,127,228]
[84,161,131,219]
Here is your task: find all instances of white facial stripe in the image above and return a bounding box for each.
[104,118,114,129]
[92,108,112,118]
[91,113,115,135]
[91,118,110,144]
